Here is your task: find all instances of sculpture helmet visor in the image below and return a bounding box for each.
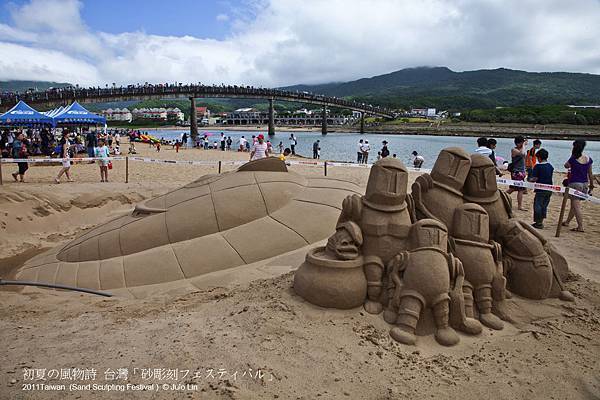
[463,155,499,202]
[430,147,471,195]
[363,158,408,211]
[452,203,490,242]
[409,219,448,251]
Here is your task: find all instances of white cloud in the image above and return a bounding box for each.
[1,0,599,86]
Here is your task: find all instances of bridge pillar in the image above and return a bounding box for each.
[360,112,365,134]
[321,105,327,135]
[268,98,275,136]
[190,97,198,141]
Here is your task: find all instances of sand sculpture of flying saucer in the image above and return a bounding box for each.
[16,158,362,293]
[294,149,574,347]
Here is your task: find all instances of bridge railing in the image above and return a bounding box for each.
[0,84,394,117]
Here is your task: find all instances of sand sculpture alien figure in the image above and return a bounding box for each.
[16,158,363,294]
[295,149,574,346]
[449,204,506,330]
[412,150,572,301]
[295,157,483,346]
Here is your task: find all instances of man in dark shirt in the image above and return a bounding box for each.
[85,130,97,158]
[528,149,553,229]
[380,140,390,158]
[313,140,320,159]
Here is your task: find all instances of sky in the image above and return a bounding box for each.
[1,0,599,87]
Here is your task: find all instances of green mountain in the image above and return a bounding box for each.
[0,80,70,92]
[282,67,600,110]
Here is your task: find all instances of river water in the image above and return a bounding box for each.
[147,129,600,173]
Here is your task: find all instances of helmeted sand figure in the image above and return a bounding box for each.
[295,148,573,346]
[16,158,362,291]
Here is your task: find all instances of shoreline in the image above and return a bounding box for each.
[111,123,600,140]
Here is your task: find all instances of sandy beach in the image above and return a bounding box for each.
[1,142,599,399]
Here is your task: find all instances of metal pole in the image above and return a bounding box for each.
[0,160,3,185]
[555,187,570,238]
[360,112,365,134]
[321,105,327,135]
[324,161,328,176]
[0,279,113,297]
[125,156,129,183]
[190,97,198,142]
[218,160,222,174]
[268,98,275,136]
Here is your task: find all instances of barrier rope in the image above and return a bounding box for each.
[2,156,598,204]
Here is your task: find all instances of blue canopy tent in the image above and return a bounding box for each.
[43,106,65,118]
[53,101,106,125]
[0,100,53,126]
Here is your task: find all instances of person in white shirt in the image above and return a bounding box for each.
[251,134,269,160]
[239,136,248,152]
[357,139,364,163]
[360,140,371,164]
[474,137,493,157]
[412,151,425,168]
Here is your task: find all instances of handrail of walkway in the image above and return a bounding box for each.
[0,85,395,118]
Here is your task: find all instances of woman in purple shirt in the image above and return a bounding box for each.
[562,139,594,232]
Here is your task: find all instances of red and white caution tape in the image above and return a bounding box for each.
[1,156,126,163]
[3,156,598,204]
[496,177,600,204]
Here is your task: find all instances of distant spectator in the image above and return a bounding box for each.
[562,139,594,232]
[251,134,269,161]
[487,138,502,176]
[474,137,492,157]
[95,138,110,183]
[525,139,542,177]
[289,134,297,155]
[55,131,74,184]
[279,148,291,161]
[11,132,28,183]
[85,129,97,158]
[380,140,390,158]
[506,136,527,211]
[313,140,320,159]
[361,140,370,164]
[357,139,364,163]
[412,151,424,168]
[528,149,553,229]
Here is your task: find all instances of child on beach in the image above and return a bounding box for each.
[95,139,110,182]
[528,149,553,229]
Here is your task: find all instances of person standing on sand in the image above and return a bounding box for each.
[412,151,424,168]
[251,134,269,161]
[506,136,527,211]
[239,136,247,152]
[525,139,542,178]
[562,139,594,233]
[95,138,111,182]
[380,140,390,158]
[11,132,29,183]
[357,139,363,163]
[528,149,553,229]
[313,140,320,159]
[486,138,503,176]
[361,140,370,164]
[85,129,97,159]
[474,137,492,157]
[290,134,297,155]
[55,131,74,184]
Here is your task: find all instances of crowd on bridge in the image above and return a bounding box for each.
[0,83,392,117]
